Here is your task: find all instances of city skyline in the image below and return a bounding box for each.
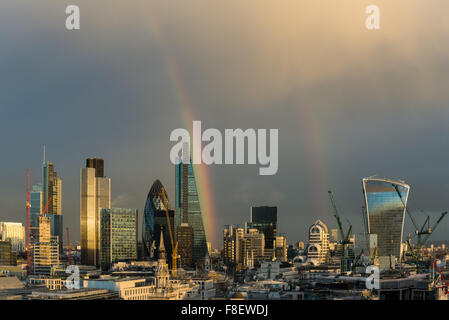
[2,1,449,249]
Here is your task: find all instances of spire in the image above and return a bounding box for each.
[43,145,46,164]
[159,229,166,260]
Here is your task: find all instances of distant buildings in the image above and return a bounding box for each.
[100,208,138,271]
[0,241,16,265]
[223,225,244,265]
[0,222,25,253]
[175,160,207,266]
[275,236,287,262]
[307,219,329,265]
[246,206,277,251]
[80,158,111,266]
[362,177,409,260]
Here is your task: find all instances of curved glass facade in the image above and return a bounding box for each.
[363,178,410,259]
[142,180,169,258]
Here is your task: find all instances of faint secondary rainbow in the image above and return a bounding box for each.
[144,14,217,248]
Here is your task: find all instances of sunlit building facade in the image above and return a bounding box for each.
[362,177,410,260]
[0,222,25,253]
[307,219,329,265]
[80,158,111,266]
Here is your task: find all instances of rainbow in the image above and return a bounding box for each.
[144,15,217,248]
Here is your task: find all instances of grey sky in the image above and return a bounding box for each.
[1,1,449,248]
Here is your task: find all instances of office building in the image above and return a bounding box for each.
[223,225,244,265]
[176,223,193,267]
[100,208,138,271]
[246,206,277,250]
[0,222,25,253]
[0,241,16,265]
[31,216,59,275]
[307,219,329,265]
[30,184,43,240]
[142,179,174,261]
[81,158,111,266]
[362,177,410,260]
[275,236,287,262]
[43,161,63,253]
[242,228,265,266]
[175,160,207,265]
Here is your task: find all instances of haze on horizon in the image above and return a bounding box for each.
[1,1,449,248]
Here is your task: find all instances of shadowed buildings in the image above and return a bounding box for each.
[100,208,138,271]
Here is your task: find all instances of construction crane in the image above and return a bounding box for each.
[393,184,447,248]
[328,190,353,272]
[66,227,72,266]
[160,186,179,277]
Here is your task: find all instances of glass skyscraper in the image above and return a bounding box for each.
[362,177,410,260]
[175,161,207,265]
[246,206,277,249]
[142,179,173,259]
[100,208,138,271]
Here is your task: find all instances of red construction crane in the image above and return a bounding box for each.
[66,227,72,265]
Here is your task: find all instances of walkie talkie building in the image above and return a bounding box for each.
[362,177,410,260]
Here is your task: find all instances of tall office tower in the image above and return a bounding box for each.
[43,161,63,253]
[175,160,207,265]
[275,236,287,262]
[142,180,174,261]
[362,177,410,260]
[80,158,111,266]
[0,222,25,253]
[30,184,43,240]
[246,206,277,251]
[307,219,330,265]
[99,208,138,271]
[223,225,244,265]
[31,216,59,275]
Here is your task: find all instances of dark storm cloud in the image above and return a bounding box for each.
[1,1,449,247]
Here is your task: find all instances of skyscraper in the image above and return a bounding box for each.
[100,208,138,271]
[31,216,59,275]
[175,161,207,265]
[80,158,111,266]
[142,180,174,261]
[362,177,410,260]
[43,161,63,253]
[246,206,277,250]
[307,219,329,265]
[30,184,43,239]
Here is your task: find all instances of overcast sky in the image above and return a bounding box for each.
[1,1,449,248]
